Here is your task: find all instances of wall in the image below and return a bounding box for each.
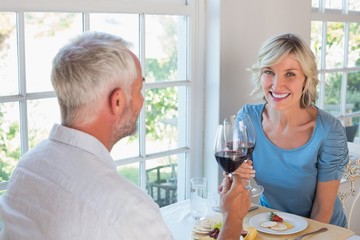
[204,0,312,192]
[220,0,312,119]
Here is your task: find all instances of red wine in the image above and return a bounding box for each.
[215,142,255,173]
[215,150,246,173]
[247,144,255,157]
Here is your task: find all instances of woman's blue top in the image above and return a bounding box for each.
[238,103,349,227]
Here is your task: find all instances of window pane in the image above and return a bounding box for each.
[90,13,140,55]
[326,22,344,69]
[27,98,60,148]
[348,23,360,68]
[0,102,21,181]
[349,0,360,12]
[347,71,360,113]
[117,162,140,186]
[146,156,178,207]
[24,12,83,93]
[111,132,140,160]
[324,72,342,116]
[345,117,360,143]
[325,0,342,10]
[312,0,319,8]
[145,86,187,154]
[0,12,18,96]
[311,21,323,66]
[145,15,187,82]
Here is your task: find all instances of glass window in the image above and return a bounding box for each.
[117,162,140,186]
[348,23,360,68]
[90,13,140,54]
[0,102,20,182]
[0,12,18,96]
[349,0,360,12]
[27,98,61,148]
[146,155,180,206]
[312,0,360,144]
[145,86,187,154]
[0,2,197,207]
[324,72,342,116]
[312,0,319,8]
[344,116,359,142]
[311,21,323,65]
[145,15,187,82]
[326,22,344,69]
[347,71,360,114]
[24,12,83,93]
[325,0,342,10]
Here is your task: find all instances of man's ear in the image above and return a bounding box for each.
[110,88,126,115]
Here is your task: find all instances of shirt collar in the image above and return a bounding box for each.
[48,124,116,169]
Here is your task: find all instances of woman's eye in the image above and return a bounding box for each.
[263,70,274,75]
[286,72,295,77]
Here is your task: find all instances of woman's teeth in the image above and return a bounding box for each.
[271,92,290,99]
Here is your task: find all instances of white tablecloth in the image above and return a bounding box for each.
[160,199,360,240]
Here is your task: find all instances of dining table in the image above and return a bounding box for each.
[160,199,360,240]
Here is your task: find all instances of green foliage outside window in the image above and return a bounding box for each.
[0,14,179,183]
[312,21,360,126]
[0,109,20,181]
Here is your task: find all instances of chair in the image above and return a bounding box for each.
[146,164,177,207]
[338,142,360,232]
[345,125,359,142]
[348,190,360,235]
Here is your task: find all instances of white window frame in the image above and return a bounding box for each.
[0,0,206,202]
[311,0,360,131]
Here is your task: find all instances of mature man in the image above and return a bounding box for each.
[0,32,250,240]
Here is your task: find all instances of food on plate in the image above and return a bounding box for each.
[192,216,261,239]
[208,227,220,239]
[207,221,222,239]
[259,212,293,231]
[269,212,283,222]
[192,216,222,239]
[269,222,288,231]
[260,221,278,228]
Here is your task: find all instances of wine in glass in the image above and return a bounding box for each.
[214,116,249,177]
[236,113,264,197]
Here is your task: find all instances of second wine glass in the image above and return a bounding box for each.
[214,116,248,177]
[236,113,264,197]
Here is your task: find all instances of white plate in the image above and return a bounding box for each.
[249,212,308,235]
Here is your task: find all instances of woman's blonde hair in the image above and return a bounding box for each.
[250,33,319,108]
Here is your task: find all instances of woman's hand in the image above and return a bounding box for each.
[234,160,256,179]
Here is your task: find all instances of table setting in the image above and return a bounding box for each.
[160,200,359,240]
[160,114,360,240]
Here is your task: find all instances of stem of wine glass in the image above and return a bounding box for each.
[245,178,264,197]
[245,179,252,191]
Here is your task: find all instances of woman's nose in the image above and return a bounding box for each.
[272,75,284,89]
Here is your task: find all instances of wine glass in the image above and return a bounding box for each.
[214,116,248,178]
[236,113,264,197]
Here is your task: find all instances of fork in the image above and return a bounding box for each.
[293,227,328,240]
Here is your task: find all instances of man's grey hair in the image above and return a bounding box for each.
[51,31,137,125]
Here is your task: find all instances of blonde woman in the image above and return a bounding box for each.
[238,33,348,227]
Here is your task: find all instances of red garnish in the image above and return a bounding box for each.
[270,212,283,222]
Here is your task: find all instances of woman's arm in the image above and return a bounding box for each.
[310,179,340,223]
